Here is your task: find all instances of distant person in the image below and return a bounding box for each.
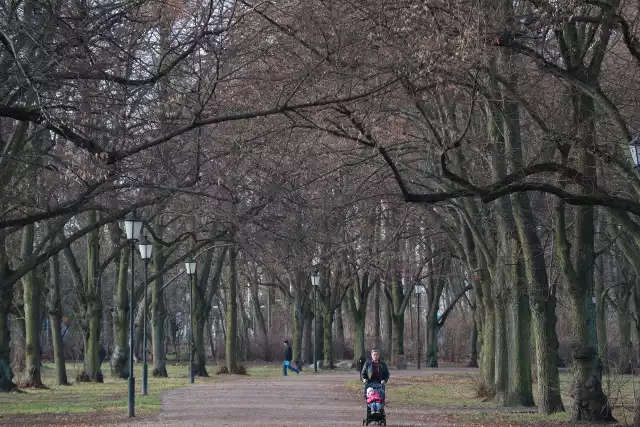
[282,340,300,376]
[360,349,389,395]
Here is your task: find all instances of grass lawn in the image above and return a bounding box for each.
[347,371,640,426]
[0,361,283,423]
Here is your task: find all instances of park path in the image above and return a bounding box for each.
[121,368,478,427]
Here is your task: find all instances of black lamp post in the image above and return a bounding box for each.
[629,135,640,169]
[123,211,143,417]
[138,235,153,396]
[311,271,320,373]
[185,259,196,384]
[415,284,425,370]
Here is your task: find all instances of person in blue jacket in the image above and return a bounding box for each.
[283,340,300,376]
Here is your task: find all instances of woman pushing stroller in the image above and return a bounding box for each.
[361,349,389,425]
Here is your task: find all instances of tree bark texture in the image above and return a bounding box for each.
[47,250,68,385]
[21,224,44,388]
[111,244,129,378]
[225,245,238,373]
[151,244,167,377]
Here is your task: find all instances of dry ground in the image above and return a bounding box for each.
[0,368,625,426]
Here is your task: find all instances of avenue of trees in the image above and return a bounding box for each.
[2,0,640,424]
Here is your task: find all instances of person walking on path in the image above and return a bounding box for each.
[360,349,389,396]
[282,340,300,376]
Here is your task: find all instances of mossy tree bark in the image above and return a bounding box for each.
[109,240,130,378]
[317,262,349,369]
[556,150,614,420]
[225,244,238,373]
[151,238,167,377]
[47,246,68,385]
[505,257,534,406]
[191,244,227,375]
[498,46,563,412]
[346,272,374,365]
[21,224,44,388]
[424,255,451,368]
[84,211,102,381]
[335,303,346,360]
[62,212,103,382]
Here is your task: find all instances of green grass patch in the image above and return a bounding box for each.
[0,362,285,419]
[242,365,284,378]
[0,363,206,417]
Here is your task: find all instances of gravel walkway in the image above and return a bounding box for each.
[118,369,473,427]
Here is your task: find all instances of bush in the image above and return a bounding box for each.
[215,365,229,375]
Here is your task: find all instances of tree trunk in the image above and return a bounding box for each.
[374,278,381,351]
[391,314,404,362]
[385,295,393,358]
[468,320,478,368]
[225,245,238,373]
[251,284,269,360]
[207,318,216,361]
[151,247,167,377]
[493,295,508,403]
[83,211,102,382]
[335,304,345,360]
[558,82,614,422]
[0,274,15,391]
[634,286,640,370]
[506,268,534,406]
[21,224,44,388]
[322,310,333,368]
[617,296,633,374]
[481,297,496,394]
[568,293,613,420]
[529,295,564,413]
[47,251,68,385]
[314,311,324,363]
[194,302,209,376]
[111,245,129,378]
[292,295,303,364]
[595,255,607,369]
[425,313,439,368]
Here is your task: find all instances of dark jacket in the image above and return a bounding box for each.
[284,344,293,361]
[360,359,389,383]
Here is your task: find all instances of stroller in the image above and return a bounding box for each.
[362,382,386,426]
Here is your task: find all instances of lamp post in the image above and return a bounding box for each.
[185,259,196,384]
[138,235,153,396]
[311,271,320,373]
[123,211,143,417]
[415,284,425,370]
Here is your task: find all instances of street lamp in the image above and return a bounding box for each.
[629,135,640,169]
[415,284,426,370]
[138,235,153,396]
[185,258,197,384]
[123,211,143,417]
[311,271,320,373]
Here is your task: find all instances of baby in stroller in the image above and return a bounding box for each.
[366,385,384,413]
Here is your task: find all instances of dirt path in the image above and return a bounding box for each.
[120,369,476,427]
